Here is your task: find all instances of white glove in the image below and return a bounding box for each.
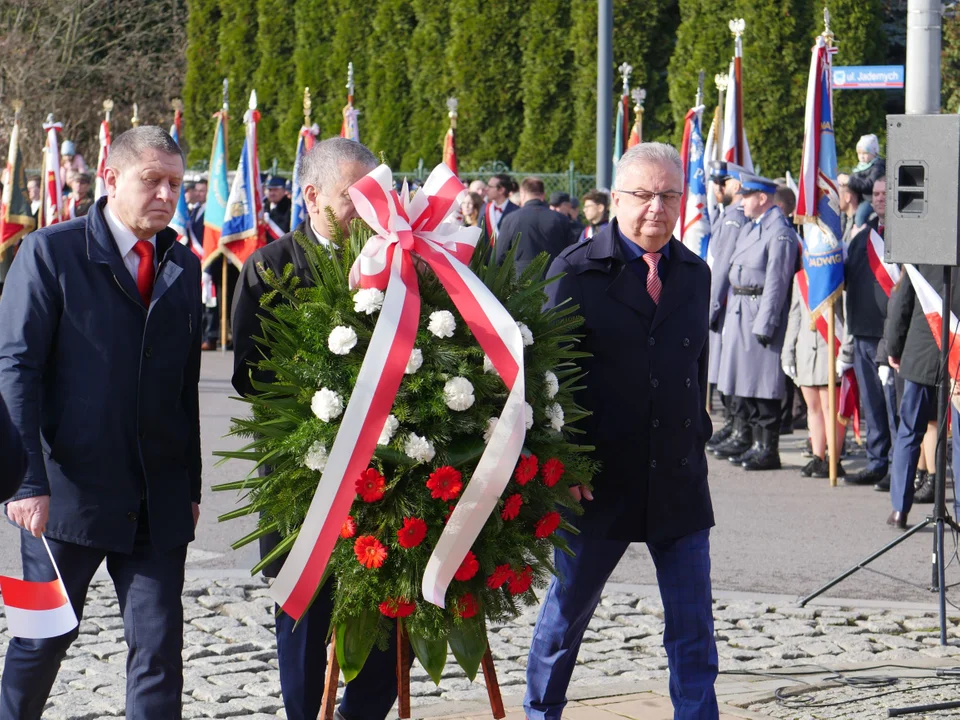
[782,364,797,380]
[878,365,893,386]
[837,359,854,375]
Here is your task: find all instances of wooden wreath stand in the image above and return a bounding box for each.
[320,624,506,719]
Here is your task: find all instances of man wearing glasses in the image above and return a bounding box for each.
[481,173,518,246]
[712,173,800,471]
[526,143,719,720]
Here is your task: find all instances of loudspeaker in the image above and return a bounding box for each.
[885,114,960,266]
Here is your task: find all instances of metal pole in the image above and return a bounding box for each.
[934,267,951,643]
[905,0,941,114]
[596,0,613,188]
[827,302,837,487]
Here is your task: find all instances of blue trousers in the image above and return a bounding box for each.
[275,579,403,720]
[525,527,718,720]
[0,532,187,720]
[853,337,897,472]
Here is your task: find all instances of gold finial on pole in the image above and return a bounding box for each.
[303,87,312,127]
[131,103,140,128]
[446,97,458,131]
[822,6,835,47]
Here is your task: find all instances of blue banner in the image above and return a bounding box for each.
[291,132,308,232]
[833,65,903,90]
[169,121,191,243]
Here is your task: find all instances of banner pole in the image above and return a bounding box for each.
[827,298,838,487]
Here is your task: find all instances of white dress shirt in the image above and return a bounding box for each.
[104,204,157,282]
[309,220,335,249]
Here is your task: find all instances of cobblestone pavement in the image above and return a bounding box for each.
[9,577,960,719]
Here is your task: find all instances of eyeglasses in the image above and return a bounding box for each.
[616,188,683,207]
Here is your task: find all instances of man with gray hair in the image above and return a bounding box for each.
[232,137,404,720]
[526,142,719,719]
[0,125,202,718]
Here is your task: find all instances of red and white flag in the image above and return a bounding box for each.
[903,264,960,411]
[721,22,754,172]
[94,119,111,200]
[0,538,78,639]
[866,228,900,297]
[40,118,64,227]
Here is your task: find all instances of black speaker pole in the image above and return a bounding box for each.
[932,266,951,644]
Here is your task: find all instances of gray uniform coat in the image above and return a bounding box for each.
[713,206,799,400]
[707,202,746,385]
[782,275,853,387]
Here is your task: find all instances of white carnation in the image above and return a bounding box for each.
[302,441,328,472]
[428,310,456,338]
[483,354,499,376]
[378,415,399,446]
[517,322,534,346]
[524,402,534,430]
[405,348,423,374]
[328,326,358,355]
[353,288,385,315]
[311,388,344,422]
[404,432,436,462]
[444,377,476,411]
[544,370,560,399]
[483,417,499,444]
[546,402,565,431]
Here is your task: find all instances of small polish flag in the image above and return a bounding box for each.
[0,537,78,639]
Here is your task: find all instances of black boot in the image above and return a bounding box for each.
[742,429,782,471]
[730,437,762,464]
[915,472,936,503]
[707,416,735,448]
[713,419,752,459]
[812,457,846,478]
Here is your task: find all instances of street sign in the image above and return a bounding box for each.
[832,65,904,90]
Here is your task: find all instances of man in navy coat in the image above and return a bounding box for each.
[525,143,718,719]
[0,126,202,719]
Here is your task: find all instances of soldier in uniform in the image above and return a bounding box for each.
[705,161,746,450]
[711,174,799,471]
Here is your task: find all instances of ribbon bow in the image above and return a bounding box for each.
[271,164,526,618]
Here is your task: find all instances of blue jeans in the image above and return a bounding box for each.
[275,579,404,720]
[525,527,718,720]
[853,337,896,472]
[0,532,187,719]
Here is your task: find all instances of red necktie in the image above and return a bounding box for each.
[132,240,155,306]
[643,252,662,305]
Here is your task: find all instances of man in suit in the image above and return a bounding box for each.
[232,137,403,720]
[0,126,202,719]
[712,173,799,471]
[525,142,718,720]
[843,178,897,488]
[496,177,575,276]
[577,189,609,243]
[0,394,26,502]
[481,173,518,246]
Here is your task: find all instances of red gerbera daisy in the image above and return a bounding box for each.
[426,466,463,501]
[397,517,428,549]
[354,535,388,569]
[540,458,565,487]
[487,564,513,590]
[379,597,416,618]
[454,550,479,581]
[454,593,478,619]
[340,515,357,539]
[356,468,386,502]
[501,493,523,521]
[514,454,539,485]
[534,511,562,538]
[507,564,534,595]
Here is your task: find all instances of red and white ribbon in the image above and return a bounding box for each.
[866,228,900,297]
[271,164,525,618]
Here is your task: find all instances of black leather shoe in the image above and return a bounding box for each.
[845,467,888,486]
[813,458,846,478]
[713,427,753,459]
[708,420,734,448]
[914,473,936,503]
[742,430,781,471]
[801,457,824,478]
[729,439,761,464]
[874,476,891,491]
[887,510,908,529]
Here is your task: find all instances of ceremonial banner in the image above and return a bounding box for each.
[678,105,711,259]
[94,119,110,201]
[611,92,628,187]
[170,109,200,258]
[40,119,63,228]
[903,264,960,411]
[220,92,265,269]
[341,62,360,142]
[291,123,318,233]
[627,88,645,148]
[201,111,229,270]
[0,538,78,639]
[721,32,753,173]
[1,118,35,260]
[442,127,457,176]
[796,35,844,322]
[270,164,526,619]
